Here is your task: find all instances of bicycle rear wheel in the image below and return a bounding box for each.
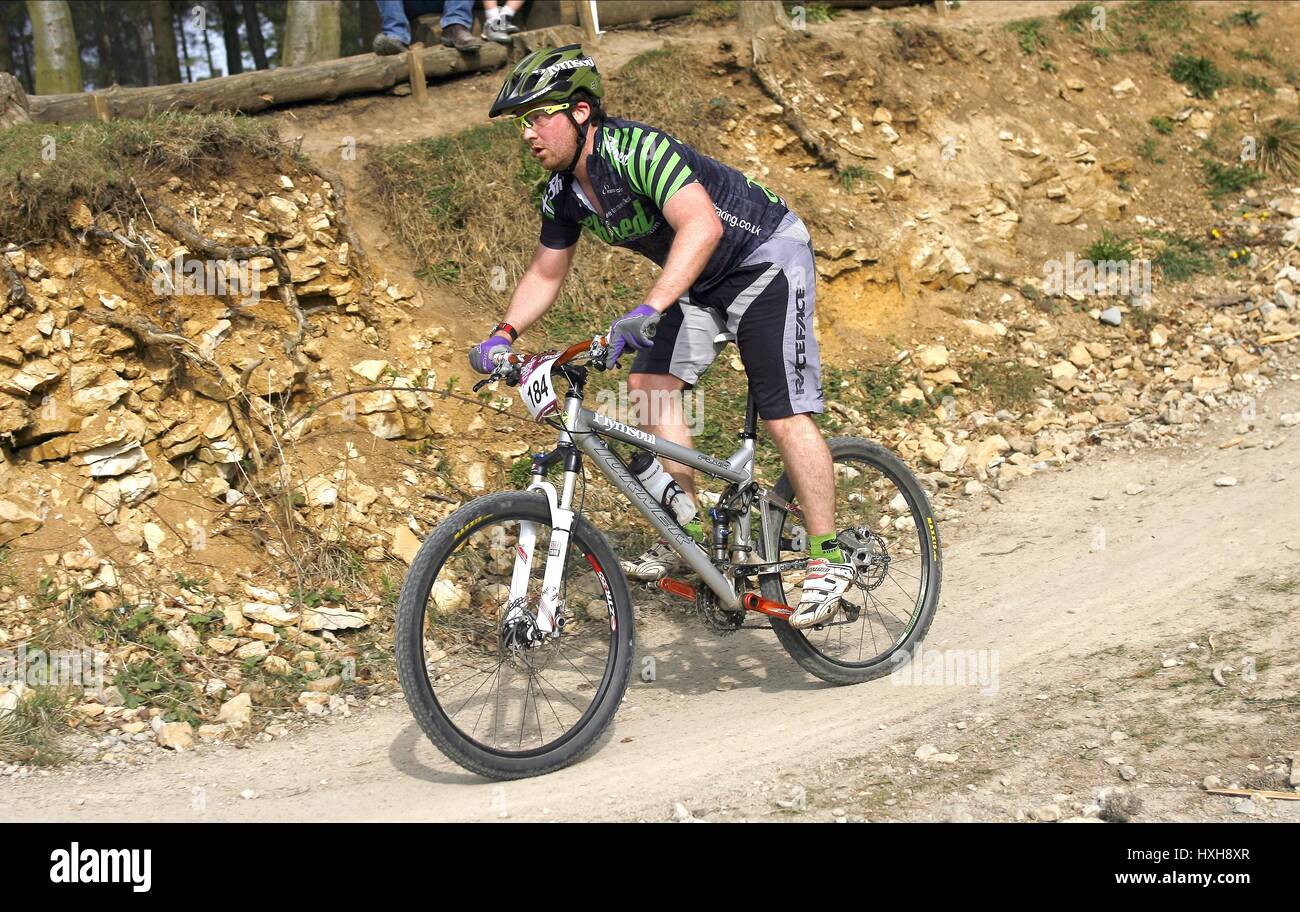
[759,436,942,685]
[395,491,635,779]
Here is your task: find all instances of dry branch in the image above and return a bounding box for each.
[80,308,266,470]
[751,64,846,172]
[143,197,308,355]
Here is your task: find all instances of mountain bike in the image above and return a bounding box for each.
[395,325,942,780]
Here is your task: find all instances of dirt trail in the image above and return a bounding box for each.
[5,355,1296,822]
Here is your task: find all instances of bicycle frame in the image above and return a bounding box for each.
[509,376,804,618]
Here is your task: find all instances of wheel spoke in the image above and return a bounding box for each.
[768,452,937,669]
[407,508,623,760]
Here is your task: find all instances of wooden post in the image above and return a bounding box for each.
[577,0,599,44]
[556,1,580,28]
[0,72,31,129]
[407,42,428,105]
[92,92,111,123]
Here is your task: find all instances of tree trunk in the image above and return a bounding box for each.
[201,9,216,77]
[359,0,380,50]
[218,0,243,75]
[119,2,154,87]
[0,17,13,76]
[151,0,181,84]
[282,0,340,68]
[242,0,267,69]
[737,0,791,31]
[26,0,82,94]
[737,0,790,68]
[94,0,120,87]
[176,5,193,82]
[0,72,30,128]
[28,41,507,120]
[139,19,159,85]
[104,0,127,85]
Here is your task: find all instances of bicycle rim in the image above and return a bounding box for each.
[418,510,621,757]
[770,447,937,668]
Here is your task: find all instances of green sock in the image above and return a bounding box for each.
[685,519,704,543]
[809,532,845,564]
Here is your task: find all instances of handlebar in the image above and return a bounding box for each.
[473,314,659,393]
[472,333,611,392]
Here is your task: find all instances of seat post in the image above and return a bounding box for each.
[742,390,759,440]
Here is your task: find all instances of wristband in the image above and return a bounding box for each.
[493,322,518,343]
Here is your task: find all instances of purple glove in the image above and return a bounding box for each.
[607,304,661,366]
[468,334,513,375]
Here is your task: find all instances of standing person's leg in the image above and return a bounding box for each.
[438,0,474,29]
[373,0,412,53]
[437,0,482,48]
[483,0,522,42]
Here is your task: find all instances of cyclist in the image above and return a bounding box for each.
[468,46,852,629]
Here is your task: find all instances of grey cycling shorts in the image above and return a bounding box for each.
[629,211,824,419]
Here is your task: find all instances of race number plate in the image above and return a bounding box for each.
[518,352,561,421]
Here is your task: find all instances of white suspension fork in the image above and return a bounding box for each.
[506,470,578,635]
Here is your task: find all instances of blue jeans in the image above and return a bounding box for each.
[375,0,474,43]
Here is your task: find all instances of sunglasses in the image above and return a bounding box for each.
[514,102,573,130]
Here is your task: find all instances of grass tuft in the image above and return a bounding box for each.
[1148,116,1174,135]
[963,361,1044,412]
[0,686,75,766]
[1201,159,1263,198]
[690,1,735,23]
[1169,55,1228,99]
[0,112,282,238]
[1083,229,1137,262]
[1058,3,1098,32]
[1005,18,1050,55]
[1255,118,1300,179]
[1148,232,1214,280]
[1224,8,1263,28]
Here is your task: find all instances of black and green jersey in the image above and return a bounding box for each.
[538,116,790,308]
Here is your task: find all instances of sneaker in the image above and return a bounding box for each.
[372,33,408,55]
[440,23,483,50]
[483,20,514,43]
[788,558,856,630]
[620,539,684,582]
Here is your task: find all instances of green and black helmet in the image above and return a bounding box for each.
[488,44,604,118]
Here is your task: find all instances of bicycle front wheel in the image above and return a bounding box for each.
[760,436,942,685]
[395,491,635,779]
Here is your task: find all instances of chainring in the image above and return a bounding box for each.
[695,584,746,636]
